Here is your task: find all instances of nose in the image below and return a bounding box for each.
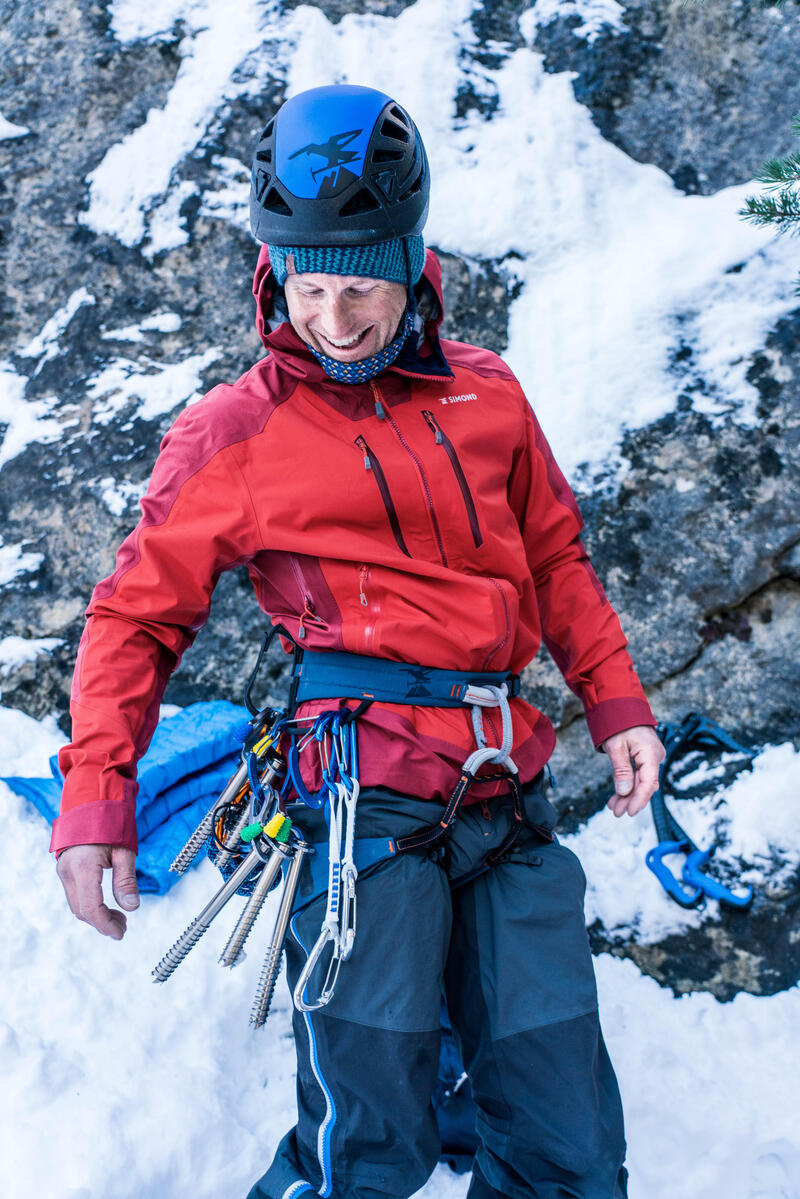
[320,292,356,336]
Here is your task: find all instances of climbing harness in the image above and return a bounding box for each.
[646,712,756,910]
[153,632,528,1027]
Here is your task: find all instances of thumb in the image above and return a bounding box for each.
[111,847,140,911]
[605,740,634,797]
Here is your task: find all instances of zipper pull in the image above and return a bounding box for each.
[370,382,386,420]
[422,410,443,443]
[298,595,323,639]
[359,564,368,607]
[355,436,372,470]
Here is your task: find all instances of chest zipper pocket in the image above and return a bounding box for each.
[421,411,483,548]
[354,435,412,558]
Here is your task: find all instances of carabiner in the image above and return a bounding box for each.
[293,922,343,1012]
[645,841,705,908]
[682,847,754,909]
[340,866,357,960]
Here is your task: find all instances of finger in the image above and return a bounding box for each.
[610,755,661,817]
[78,897,127,939]
[112,848,140,912]
[604,741,635,800]
[57,849,126,939]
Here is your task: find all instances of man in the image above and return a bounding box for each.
[54,84,664,1198]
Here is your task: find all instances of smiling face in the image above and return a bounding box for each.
[283,272,408,362]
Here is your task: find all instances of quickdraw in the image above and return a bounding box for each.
[646,712,756,910]
[293,712,362,1012]
[153,629,531,1028]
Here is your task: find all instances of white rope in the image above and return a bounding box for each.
[463,683,518,776]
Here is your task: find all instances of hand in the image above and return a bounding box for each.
[601,725,665,818]
[56,844,140,940]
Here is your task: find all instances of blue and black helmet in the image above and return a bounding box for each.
[249,84,430,246]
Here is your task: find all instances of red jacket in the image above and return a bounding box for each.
[51,249,654,855]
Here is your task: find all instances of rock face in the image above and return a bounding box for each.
[1,0,798,999]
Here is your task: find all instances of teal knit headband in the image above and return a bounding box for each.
[268,235,425,287]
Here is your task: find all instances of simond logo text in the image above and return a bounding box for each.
[438,393,478,405]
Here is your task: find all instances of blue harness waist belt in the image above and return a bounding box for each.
[292,649,521,707]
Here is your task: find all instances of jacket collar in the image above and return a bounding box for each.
[251,245,454,384]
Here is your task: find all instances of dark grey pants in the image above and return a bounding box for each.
[246,778,628,1199]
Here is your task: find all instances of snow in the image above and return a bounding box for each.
[0,114,30,140]
[83,0,267,246]
[520,0,628,43]
[101,311,183,341]
[0,539,44,586]
[88,347,221,424]
[561,743,800,943]
[1,705,799,1199]
[97,476,146,516]
[17,288,96,374]
[0,362,62,470]
[199,155,251,226]
[0,637,61,674]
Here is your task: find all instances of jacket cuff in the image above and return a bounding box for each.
[50,801,138,856]
[585,697,656,750]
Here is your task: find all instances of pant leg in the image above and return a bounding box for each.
[445,780,628,1199]
[246,792,452,1199]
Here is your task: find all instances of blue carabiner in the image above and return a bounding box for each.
[682,848,754,909]
[645,841,704,908]
[287,733,324,808]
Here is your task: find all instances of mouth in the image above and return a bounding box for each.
[312,326,372,354]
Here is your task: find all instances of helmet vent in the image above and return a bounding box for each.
[261,119,274,140]
[264,187,292,215]
[380,118,410,143]
[256,149,272,163]
[399,175,423,202]
[390,105,407,123]
[339,187,380,216]
[372,148,404,163]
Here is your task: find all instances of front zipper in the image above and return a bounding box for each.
[421,410,483,548]
[358,563,380,655]
[371,383,449,568]
[288,553,328,640]
[481,578,511,671]
[354,435,412,558]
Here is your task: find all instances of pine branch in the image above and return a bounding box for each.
[740,190,800,234]
[756,152,800,189]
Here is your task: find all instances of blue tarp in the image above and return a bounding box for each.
[3,701,248,894]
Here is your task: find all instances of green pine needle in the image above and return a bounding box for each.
[740,190,800,234]
[757,152,800,189]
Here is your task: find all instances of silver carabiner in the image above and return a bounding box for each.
[340,866,357,961]
[293,922,341,1012]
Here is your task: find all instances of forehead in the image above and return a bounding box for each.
[284,272,380,292]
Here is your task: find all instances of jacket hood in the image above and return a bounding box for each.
[251,245,451,379]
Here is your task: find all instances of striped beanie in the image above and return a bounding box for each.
[268,235,425,287]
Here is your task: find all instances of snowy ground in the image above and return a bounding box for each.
[1,704,799,1199]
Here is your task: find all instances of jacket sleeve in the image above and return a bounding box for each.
[50,394,264,855]
[508,398,656,748]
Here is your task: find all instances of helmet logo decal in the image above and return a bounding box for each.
[289,129,364,197]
